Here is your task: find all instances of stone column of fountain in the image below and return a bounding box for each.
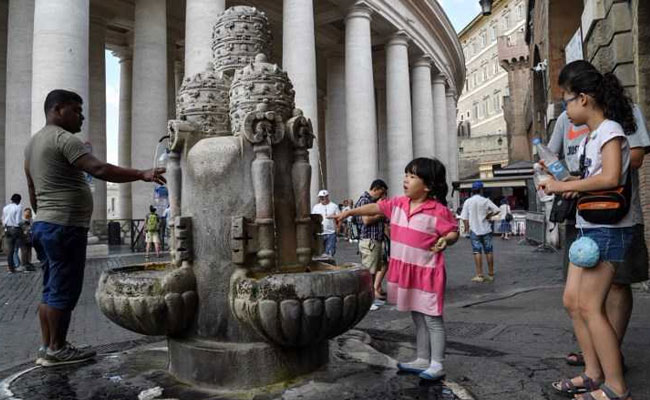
[97,6,372,391]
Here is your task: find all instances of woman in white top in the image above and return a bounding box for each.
[540,61,636,400]
[498,198,511,239]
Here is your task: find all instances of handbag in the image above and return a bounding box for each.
[505,212,513,222]
[576,133,631,225]
[549,195,577,223]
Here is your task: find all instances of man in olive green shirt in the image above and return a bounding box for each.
[25,89,166,367]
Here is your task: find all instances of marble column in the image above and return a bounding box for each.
[31,0,89,139]
[185,0,224,77]
[325,55,347,202]
[117,50,133,219]
[174,60,184,101]
[89,18,107,221]
[131,0,167,219]
[345,4,377,198]
[167,32,176,119]
[446,88,459,208]
[376,86,388,182]
[283,0,321,199]
[385,32,412,192]
[411,56,434,158]
[432,75,449,169]
[0,1,8,205]
[5,0,33,203]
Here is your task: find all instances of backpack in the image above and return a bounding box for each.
[146,213,159,232]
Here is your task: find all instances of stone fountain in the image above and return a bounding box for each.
[96,6,372,391]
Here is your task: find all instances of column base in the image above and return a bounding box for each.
[168,336,329,390]
[87,243,109,257]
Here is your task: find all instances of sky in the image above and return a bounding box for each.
[104,2,479,164]
[439,0,482,33]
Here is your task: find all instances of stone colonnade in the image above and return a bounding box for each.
[1,0,460,219]
[328,4,460,202]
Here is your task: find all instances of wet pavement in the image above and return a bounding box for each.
[1,237,649,399]
[1,332,463,400]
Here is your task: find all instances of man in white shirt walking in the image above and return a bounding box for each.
[311,190,340,257]
[2,194,23,273]
[460,181,500,282]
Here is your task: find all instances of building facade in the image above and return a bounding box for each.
[0,0,464,219]
[456,0,527,179]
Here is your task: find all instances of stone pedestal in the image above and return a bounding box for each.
[169,338,329,390]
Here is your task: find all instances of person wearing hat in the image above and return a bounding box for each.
[460,181,500,282]
[311,190,340,257]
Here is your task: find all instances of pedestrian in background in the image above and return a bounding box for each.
[311,190,340,257]
[145,205,161,260]
[353,179,388,301]
[19,207,35,271]
[335,158,459,382]
[460,181,500,282]
[498,198,512,240]
[2,194,23,273]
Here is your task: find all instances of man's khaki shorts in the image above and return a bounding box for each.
[146,231,161,244]
[359,239,385,274]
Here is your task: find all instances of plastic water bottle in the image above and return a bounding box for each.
[533,162,554,202]
[532,138,570,181]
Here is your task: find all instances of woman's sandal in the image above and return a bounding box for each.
[566,352,585,366]
[551,374,601,397]
[575,383,631,400]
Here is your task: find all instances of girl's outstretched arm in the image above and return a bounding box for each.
[332,203,381,224]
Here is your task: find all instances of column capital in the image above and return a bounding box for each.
[346,2,373,23]
[412,55,433,69]
[386,31,409,48]
[90,15,108,27]
[432,74,447,85]
[446,87,457,98]
[112,47,133,63]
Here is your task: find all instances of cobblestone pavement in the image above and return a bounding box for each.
[0,254,159,371]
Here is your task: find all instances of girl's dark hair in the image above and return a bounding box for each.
[558,60,636,134]
[404,158,448,205]
[149,205,156,213]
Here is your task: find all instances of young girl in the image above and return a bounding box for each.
[541,61,636,400]
[335,158,459,381]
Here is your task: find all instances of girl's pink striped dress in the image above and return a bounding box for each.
[378,196,458,316]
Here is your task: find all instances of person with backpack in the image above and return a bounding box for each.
[145,205,161,260]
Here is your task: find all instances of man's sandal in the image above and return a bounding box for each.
[576,384,631,400]
[551,374,601,397]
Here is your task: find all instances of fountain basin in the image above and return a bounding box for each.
[96,262,197,336]
[231,263,373,347]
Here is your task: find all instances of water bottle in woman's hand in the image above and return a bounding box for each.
[533,138,570,181]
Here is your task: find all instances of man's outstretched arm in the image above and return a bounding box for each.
[74,153,166,184]
[24,160,37,213]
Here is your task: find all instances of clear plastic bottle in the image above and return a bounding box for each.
[532,137,570,181]
[533,162,554,202]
